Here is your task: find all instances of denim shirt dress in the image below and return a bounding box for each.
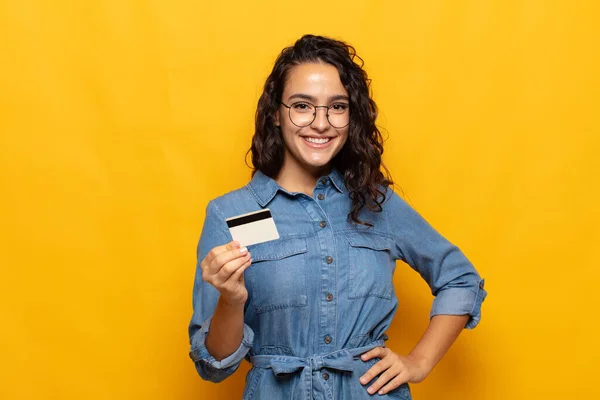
[188,169,487,400]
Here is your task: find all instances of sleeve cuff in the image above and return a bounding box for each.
[430,278,487,329]
[189,316,254,372]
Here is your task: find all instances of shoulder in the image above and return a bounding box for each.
[378,185,427,224]
[207,183,264,219]
[381,185,409,210]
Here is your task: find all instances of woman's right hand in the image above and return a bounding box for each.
[200,240,252,306]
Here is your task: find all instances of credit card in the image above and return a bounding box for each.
[226,208,280,247]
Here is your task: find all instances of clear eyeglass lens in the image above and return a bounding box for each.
[289,102,349,128]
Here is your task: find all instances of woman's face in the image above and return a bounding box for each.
[275,62,349,176]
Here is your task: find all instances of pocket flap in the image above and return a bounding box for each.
[345,232,393,252]
[247,237,308,262]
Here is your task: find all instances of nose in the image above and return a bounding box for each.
[311,107,329,132]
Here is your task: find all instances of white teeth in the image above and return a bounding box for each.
[304,137,331,144]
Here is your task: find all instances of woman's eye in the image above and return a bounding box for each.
[292,103,312,111]
[331,103,349,111]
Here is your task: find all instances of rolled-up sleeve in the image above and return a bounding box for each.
[386,192,488,329]
[188,201,255,382]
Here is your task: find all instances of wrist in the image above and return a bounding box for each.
[218,294,247,309]
[407,352,436,375]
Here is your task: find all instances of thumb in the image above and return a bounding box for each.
[226,240,241,251]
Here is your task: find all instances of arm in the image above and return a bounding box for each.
[359,191,487,394]
[386,191,487,328]
[408,314,470,372]
[205,295,246,361]
[188,201,254,382]
[360,315,469,395]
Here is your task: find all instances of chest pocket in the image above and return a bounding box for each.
[246,237,308,314]
[345,233,396,300]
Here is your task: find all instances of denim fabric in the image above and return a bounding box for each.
[189,169,487,399]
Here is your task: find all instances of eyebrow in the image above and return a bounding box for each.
[287,93,349,103]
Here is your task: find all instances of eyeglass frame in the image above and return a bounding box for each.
[279,101,350,129]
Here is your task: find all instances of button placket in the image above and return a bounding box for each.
[305,192,336,356]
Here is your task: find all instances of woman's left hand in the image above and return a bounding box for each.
[359,347,432,395]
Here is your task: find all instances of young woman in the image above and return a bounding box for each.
[188,34,487,399]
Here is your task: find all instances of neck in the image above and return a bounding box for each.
[275,161,330,196]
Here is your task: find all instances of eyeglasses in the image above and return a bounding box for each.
[280,101,350,129]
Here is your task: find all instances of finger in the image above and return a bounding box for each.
[205,240,240,264]
[205,253,249,286]
[367,367,400,395]
[377,373,408,395]
[360,346,384,361]
[216,253,252,282]
[227,240,241,250]
[224,257,252,284]
[209,245,249,275]
[359,357,389,385]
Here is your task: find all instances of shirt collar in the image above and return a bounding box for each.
[328,168,346,194]
[247,168,346,207]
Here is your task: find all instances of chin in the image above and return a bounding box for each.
[300,151,337,166]
[301,158,333,171]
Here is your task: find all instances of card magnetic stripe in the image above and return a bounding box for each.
[226,210,272,228]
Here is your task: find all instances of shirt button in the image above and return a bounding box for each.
[326,293,333,301]
[324,335,332,344]
[320,178,328,185]
[322,372,330,380]
[319,221,327,228]
[325,256,333,264]
[317,193,325,200]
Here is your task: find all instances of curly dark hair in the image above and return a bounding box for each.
[249,34,393,227]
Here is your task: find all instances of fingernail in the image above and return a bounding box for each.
[367,387,374,394]
[240,247,248,254]
[379,391,384,395]
[360,377,366,384]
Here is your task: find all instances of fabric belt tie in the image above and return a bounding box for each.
[249,339,385,400]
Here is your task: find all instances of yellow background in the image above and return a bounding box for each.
[1,1,598,399]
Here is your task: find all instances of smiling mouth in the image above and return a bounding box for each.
[302,137,332,144]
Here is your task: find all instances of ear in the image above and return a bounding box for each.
[274,108,280,127]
